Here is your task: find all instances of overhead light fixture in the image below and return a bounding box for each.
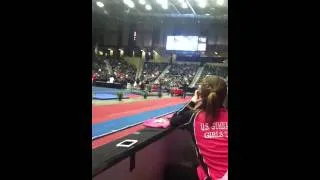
[156,0,163,4]
[123,0,135,8]
[178,0,184,3]
[199,3,206,8]
[145,4,152,10]
[96,1,104,8]
[205,13,210,16]
[139,0,146,5]
[217,0,224,6]
[162,0,168,9]
[181,2,188,9]
[162,4,168,9]
[198,0,207,8]
[128,2,135,8]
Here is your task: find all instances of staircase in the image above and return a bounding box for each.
[190,66,204,88]
[155,64,171,82]
[135,58,145,80]
[135,66,143,80]
[104,60,113,75]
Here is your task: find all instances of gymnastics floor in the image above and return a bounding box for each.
[92,97,191,149]
[92,87,140,100]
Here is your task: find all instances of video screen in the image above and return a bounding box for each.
[197,36,207,51]
[166,36,198,51]
[166,36,207,51]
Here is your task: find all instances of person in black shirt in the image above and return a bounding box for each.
[182,83,188,99]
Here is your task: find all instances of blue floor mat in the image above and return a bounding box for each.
[92,103,186,139]
[93,93,129,100]
[92,87,124,93]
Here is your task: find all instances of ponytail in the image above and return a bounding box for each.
[206,91,219,125]
[199,75,227,125]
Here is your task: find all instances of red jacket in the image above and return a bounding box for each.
[194,109,228,180]
[171,105,228,180]
[92,74,97,81]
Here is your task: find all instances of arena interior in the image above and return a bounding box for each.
[92,0,228,179]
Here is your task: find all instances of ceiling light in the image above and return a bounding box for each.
[181,2,188,8]
[139,0,146,5]
[145,4,152,10]
[178,0,184,3]
[128,2,135,8]
[217,0,224,6]
[156,0,164,4]
[198,0,207,8]
[162,0,168,9]
[123,0,135,8]
[199,3,206,8]
[162,4,168,9]
[205,13,210,16]
[96,1,104,8]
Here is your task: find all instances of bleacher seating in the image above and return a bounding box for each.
[162,63,199,88]
[196,64,228,85]
[141,62,168,82]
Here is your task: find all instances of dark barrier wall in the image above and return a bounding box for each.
[93,81,125,89]
[93,129,196,180]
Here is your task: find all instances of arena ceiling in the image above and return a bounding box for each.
[92,0,228,23]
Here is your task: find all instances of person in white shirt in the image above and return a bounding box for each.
[109,77,114,83]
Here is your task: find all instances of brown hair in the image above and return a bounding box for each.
[200,75,227,124]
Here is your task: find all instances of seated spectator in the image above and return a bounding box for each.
[108,58,137,85]
[162,63,199,90]
[141,62,168,82]
[196,65,228,86]
[170,75,228,180]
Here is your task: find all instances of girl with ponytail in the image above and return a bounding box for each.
[170,75,228,180]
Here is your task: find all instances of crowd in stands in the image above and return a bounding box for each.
[161,64,199,88]
[196,65,228,86]
[141,62,168,82]
[92,57,228,94]
[92,57,137,85]
[108,58,137,84]
[92,56,110,81]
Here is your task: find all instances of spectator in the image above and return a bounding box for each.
[162,63,199,89]
[170,75,228,180]
[141,62,168,82]
[196,65,228,86]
